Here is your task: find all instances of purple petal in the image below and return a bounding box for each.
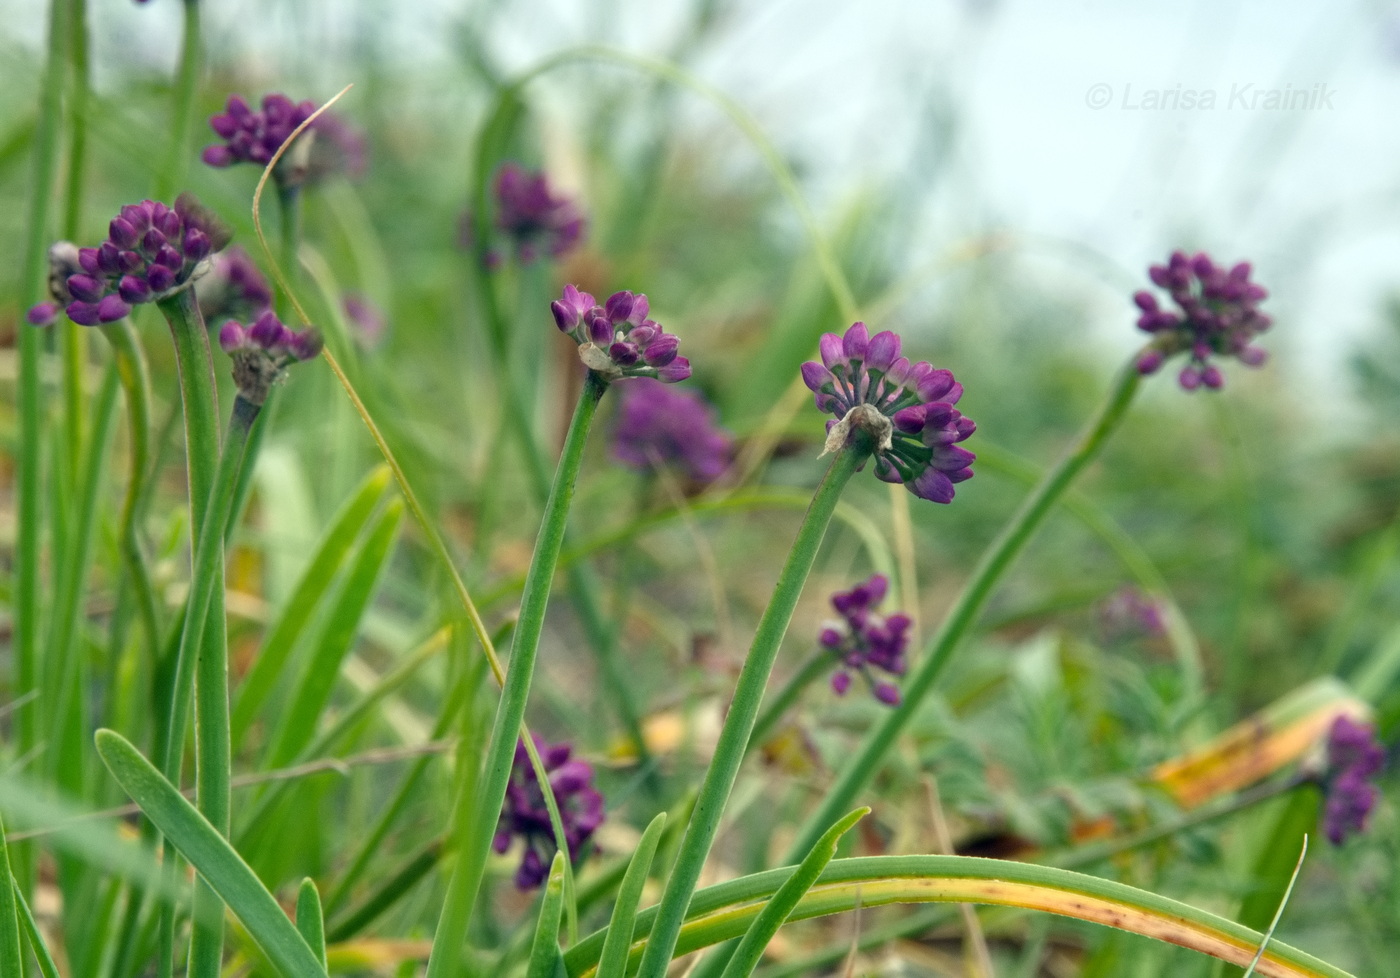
[801,361,833,393]
[818,332,845,369]
[842,322,869,360]
[865,331,900,371]
[96,295,130,323]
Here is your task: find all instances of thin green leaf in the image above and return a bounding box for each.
[0,815,23,977]
[93,729,329,978]
[528,853,568,978]
[295,878,327,970]
[262,498,404,770]
[1243,836,1308,978]
[718,808,867,978]
[231,464,392,747]
[12,877,60,978]
[596,813,667,978]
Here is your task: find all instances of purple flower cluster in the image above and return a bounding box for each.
[612,378,733,483]
[820,574,911,706]
[1321,715,1386,846]
[197,246,273,326]
[1099,587,1166,640]
[494,737,605,889]
[217,310,323,405]
[1132,251,1271,390]
[35,196,229,326]
[202,94,365,185]
[801,323,975,503]
[551,285,691,383]
[493,162,585,263]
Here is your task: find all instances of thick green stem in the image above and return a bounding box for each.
[155,0,200,200]
[785,361,1143,862]
[424,372,608,978]
[99,321,161,664]
[636,440,869,978]
[14,0,72,896]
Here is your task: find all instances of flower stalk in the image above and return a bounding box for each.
[635,433,872,978]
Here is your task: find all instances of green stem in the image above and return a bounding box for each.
[424,371,608,978]
[155,0,201,201]
[187,397,258,978]
[785,360,1142,862]
[14,0,72,896]
[636,439,869,978]
[99,321,161,665]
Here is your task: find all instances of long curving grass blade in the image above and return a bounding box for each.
[595,812,667,978]
[527,852,569,978]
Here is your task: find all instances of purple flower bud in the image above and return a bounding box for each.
[588,314,615,347]
[873,683,901,705]
[831,671,851,695]
[184,228,212,263]
[146,264,175,292]
[108,218,138,249]
[642,334,679,367]
[605,291,636,324]
[67,274,105,303]
[27,303,58,326]
[66,301,101,326]
[551,300,576,332]
[118,275,152,304]
[843,321,869,360]
[249,310,283,349]
[218,322,247,352]
[96,295,130,323]
[865,330,901,371]
[656,357,691,383]
[1135,349,1165,375]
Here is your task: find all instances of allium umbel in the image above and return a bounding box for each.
[1133,251,1271,390]
[552,285,691,383]
[218,311,323,405]
[613,378,733,483]
[820,574,910,706]
[493,162,585,263]
[802,322,975,503]
[1321,715,1386,846]
[53,196,229,326]
[202,93,365,186]
[494,737,605,889]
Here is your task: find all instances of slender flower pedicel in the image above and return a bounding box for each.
[494,736,605,889]
[820,574,910,705]
[552,285,691,383]
[802,322,975,502]
[612,378,733,483]
[1132,250,1271,390]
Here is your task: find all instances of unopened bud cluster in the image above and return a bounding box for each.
[551,285,691,383]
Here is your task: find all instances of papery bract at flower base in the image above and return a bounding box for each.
[820,574,911,706]
[494,736,605,889]
[613,378,733,483]
[56,196,230,326]
[802,322,975,502]
[552,285,690,383]
[1132,250,1271,391]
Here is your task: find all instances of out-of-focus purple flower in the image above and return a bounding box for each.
[493,736,605,890]
[218,309,322,405]
[202,93,365,187]
[27,242,84,327]
[801,322,975,503]
[58,196,230,326]
[1099,587,1166,640]
[342,292,387,348]
[552,285,690,383]
[197,246,273,326]
[1132,251,1271,391]
[612,378,732,483]
[820,573,911,706]
[1320,715,1387,846]
[492,162,585,263]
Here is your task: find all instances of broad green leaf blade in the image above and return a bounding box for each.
[262,498,404,770]
[93,730,329,978]
[717,807,867,978]
[231,464,392,747]
[596,812,667,978]
[0,815,23,978]
[527,852,568,978]
[296,878,328,969]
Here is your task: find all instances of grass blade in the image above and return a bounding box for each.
[717,808,867,978]
[12,877,60,978]
[93,729,329,978]
[596,812,667,978]
[0,815,23,977]
[296,878,328,970]
[527,853,568,978]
